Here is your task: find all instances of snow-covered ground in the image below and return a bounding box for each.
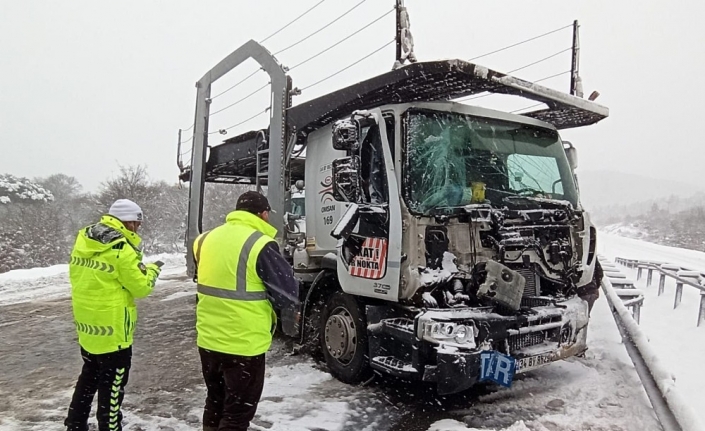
[0,253,186,307]
[600,231,705,428]
[0,251,662,431]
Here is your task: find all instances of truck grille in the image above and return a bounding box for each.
[520,296,553,308]
[508,328,560,351]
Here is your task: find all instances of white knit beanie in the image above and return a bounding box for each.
[108,199,143,222]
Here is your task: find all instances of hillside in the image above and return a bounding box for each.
[578,170,705,211]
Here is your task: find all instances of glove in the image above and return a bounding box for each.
[145,262,162,279]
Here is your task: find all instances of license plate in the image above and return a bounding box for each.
[479,351,516,388]
[516,353,554,372]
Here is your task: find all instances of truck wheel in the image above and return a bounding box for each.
[320,292,372,384]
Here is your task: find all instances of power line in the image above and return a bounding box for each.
[506,47,572,74]
[211,1,331,103]
[259,0,328,44]
[301,39,395,91]
[534,70,571,83]
[468,23,572,62]
[290,8,394,71]
[213,1,376,101]
[510,102,545,114]
[457,92,493,102]
[209,82,270,117]
[274,0,369,56]
[209,108,270,135]
[211,69,262,100]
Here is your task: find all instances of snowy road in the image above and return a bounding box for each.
[0,257,660,431]
[600,232,705,428]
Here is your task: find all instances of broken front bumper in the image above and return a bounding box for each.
[417,297,589,395]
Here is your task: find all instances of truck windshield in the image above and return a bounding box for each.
[404,109,578,214]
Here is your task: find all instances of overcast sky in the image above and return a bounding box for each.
[1,1,703,192]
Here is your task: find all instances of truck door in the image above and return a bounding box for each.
[333,110,403,301]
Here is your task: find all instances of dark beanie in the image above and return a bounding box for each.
[236,191,271,215]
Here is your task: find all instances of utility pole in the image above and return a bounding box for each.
[394,0,416,68]
[570,20,583,98]
[176,129,183,171]
[396,0,403,63]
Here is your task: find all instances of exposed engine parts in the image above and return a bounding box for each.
[417,205,587,313]
[475,261,525,312]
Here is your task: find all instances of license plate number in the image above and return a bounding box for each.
[516,353,553,372]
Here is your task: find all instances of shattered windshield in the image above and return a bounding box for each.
[404,109,578,214]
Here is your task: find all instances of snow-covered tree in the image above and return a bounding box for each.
[0,166,254,273]
[0,174,53,204]
[0,174,60,272]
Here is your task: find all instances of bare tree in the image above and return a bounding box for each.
[94,165,188,254]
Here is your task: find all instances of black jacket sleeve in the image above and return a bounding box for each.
[256,242,300,311]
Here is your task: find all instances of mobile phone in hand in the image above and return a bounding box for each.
[153,260,165,268]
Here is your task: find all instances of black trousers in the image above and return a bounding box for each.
[65,347,132,431]
[199,347,266,431]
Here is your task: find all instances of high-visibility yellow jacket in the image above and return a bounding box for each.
[193,210,277,356]
[69,215,160,354]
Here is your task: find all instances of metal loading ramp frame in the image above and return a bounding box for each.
[287,59,609,139]
[188,58,609,185]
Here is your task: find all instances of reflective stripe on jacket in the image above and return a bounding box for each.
[194,210,277,356]
[69,215,158,354]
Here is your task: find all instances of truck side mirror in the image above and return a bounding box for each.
[332,118,361,151]
[331,203,360,240]
[563,141,578,170]
[332,156,361,202]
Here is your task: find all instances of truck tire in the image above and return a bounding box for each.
[320,291,372,384]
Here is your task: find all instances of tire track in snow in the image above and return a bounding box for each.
[0,276,661,431]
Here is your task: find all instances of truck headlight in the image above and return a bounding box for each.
[422,322,476,347]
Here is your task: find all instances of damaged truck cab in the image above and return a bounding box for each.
[302,100,597,394]
[180,56,608,394]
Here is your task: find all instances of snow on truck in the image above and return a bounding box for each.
[177,11,608,394]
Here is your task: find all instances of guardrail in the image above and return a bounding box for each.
[615,257,705,327]
[601,256,705,431]
[599,258,644,323]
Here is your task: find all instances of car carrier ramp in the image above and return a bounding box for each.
[287,59,608,138]
[181,59,608,185]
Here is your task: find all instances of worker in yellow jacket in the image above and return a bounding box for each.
[194,191,299,431]
[64,199,161,431]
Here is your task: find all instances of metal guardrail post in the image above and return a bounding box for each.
[617,256,705,328]
[674,282,683,309]
[647,268,654,287]
[659,273,666,296]
[637,267,643,280]
[633,302,641,324]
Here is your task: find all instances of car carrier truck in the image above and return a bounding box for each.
[177,16,608,394]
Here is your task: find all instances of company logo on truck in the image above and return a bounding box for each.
[319,176,334,204]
